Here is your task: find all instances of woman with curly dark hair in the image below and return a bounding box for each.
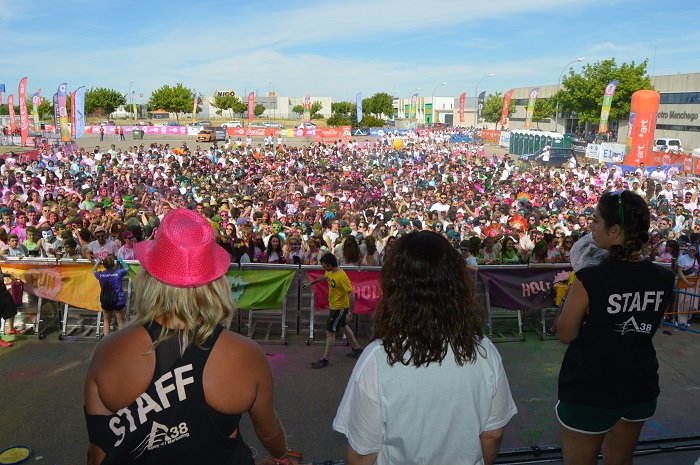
[333,231,517,465]
[556,190,675,464]
[337,234,363,266]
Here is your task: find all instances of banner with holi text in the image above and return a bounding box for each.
[500,89,514,127]
[2,262,102,311]
[32,89,42,133]
[524,88,539,129]
[356,92,362,123]
[52,93,59,132]
[8,95,16,133]
[306,269,381,315]
[19,77,29,145]
[132,91,137,121]
[57,83,70,142]
[304,93,311,123]
[478,266,572,312]
[247,92,254,123]
[192,92,201,123]
[459,92,466,123]
[410,93,418,123]
[598,80,619,134]
[477,91,486,125]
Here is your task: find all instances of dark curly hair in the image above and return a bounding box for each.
[597,190,649,261]
[372,231,484,367]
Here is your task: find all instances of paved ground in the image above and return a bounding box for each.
[1,309,699,464]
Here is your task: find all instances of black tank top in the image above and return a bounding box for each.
[85,323,254,465]
[558,260,675,408]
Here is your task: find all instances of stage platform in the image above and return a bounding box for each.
[0,321,699,464]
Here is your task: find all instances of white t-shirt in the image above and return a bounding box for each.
[333,338,517,465]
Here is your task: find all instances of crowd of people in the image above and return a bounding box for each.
[0,127,687,464]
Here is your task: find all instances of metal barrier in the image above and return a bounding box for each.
[665,283,700,334]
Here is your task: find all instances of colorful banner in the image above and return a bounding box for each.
[7,95,16,133]
[225,269,295,310]
[477,91,486,125]
[2,263,102,311]
[304,93,311,123]
[57,83,70,142]
[32,89,42,133]
[500,89,515,127]
[478,266,571,312]
[410,93,418,123]
[70,90,76,139]
[624,90,660,166]
[356,92,363,123]
[132,91,137,121]
[74,86,86,139]
[192,92,200,123]
[19,78,29,145]
[306,270,381,315]
[524,87,540,129]
[0,83,4,104]
[459,92,466,123]
[480,130,501,143]
[247,92,254,123]
[598,79,619,133]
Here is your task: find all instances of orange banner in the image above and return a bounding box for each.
[480,130,501,142]
[2,262,102,311]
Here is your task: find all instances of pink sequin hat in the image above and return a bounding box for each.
[134,209,230,288]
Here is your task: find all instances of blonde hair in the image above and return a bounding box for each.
[130,268,235,356]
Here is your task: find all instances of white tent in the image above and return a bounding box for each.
[692,148,700,158]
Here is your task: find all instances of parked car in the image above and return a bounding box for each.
[187,122,204,127]
[199,120,213,126]
[137,121,153,126]
[655,138,683,153]
[562,133,582,142]
[518,147,577,167]
[295,122,316,130]
[263,121,284,128]
[100,120,116,126]
[249,122,266,128]
[165,121,180,126]
[196,129,215,142]
[222,120,243,128]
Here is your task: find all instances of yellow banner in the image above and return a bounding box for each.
[2,262,101,311]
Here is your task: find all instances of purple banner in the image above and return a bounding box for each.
[479,266,572,311]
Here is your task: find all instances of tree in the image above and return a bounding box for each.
[331,101,354,116]
[359,115,384,128]
[553,58,654,126]
[254,104,266,117]
[532,99,556,128]
[292,104,304,116]
[84,87,126,116]
[482,92,516,129]
[326,113,353,127]
[310,101,323,119]
[148,83,196,122]
[365,92,394,117]
[212,94,244,117]
[38,98,53,119]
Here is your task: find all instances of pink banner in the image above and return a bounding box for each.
[19,78,29,145]
[459,92,465,123]
[500,89,514,127]
[247,92,254,123]
[70,90,76,139]
[8,95,16,132]
[307,270,381,315]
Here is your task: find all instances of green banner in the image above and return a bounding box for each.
[128,266,296,311]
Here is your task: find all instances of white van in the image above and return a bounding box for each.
[655,138,683,153]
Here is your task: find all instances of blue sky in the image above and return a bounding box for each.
[1,0,699,105]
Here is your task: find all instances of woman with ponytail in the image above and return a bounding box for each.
[556,190,675,465]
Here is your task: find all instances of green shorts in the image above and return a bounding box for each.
[555,399,657,434]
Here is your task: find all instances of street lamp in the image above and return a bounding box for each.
[272,85,276,120]
[554,57,585,133]
[128,80,134,120]
[474,74,494,128]
[268,80,272,119]
[431,82,447,125]
[409,87,421,122]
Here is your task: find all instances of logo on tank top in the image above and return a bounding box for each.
[132,421,190,457]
